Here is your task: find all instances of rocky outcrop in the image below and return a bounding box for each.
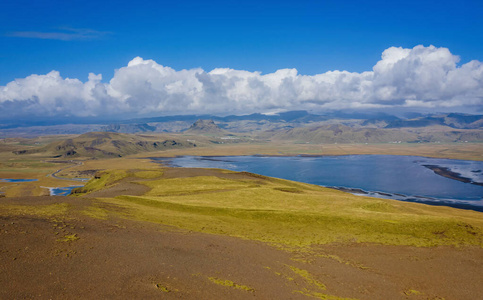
[101,123,156,134]
[37,132,196,158]
[184,119,226,135]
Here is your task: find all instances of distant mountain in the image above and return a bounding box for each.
[268,124,415,143]
[0,124,105,138]
[13,132,196,158]
[267,124,483,144]
[127,114,212,124]
[101,123,156,133]
[128,110,328,125]
[2,111,482,140]
[184,119,227,135]
[324,111,401,122]
[385,113,483,129]
[444,113,483,129]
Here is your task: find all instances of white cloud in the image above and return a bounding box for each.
[1,45,482,119]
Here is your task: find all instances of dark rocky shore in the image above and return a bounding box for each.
[423,165,483,186]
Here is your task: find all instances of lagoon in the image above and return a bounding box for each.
[0,178,38,183]
[154,155,483,211]
[48,186,84,196]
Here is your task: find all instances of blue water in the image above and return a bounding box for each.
[153,155,483,211]
[0,178,81,196]
[49,186,83,196]
[0,178,38,183]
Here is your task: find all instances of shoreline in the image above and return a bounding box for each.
[149,152,483,162]
[151,156,483,212]
[137,142,483,161]
[330,186,483,212]
[422,164,483,187]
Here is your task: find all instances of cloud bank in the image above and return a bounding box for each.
[1,45,482,119]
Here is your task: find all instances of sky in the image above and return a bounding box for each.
[0,0,482,121]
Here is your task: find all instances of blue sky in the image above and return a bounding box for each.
[1,0,482,83]
[0,0,482,119]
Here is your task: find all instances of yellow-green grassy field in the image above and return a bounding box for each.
[132,140,483,161]
[74,168,483,249]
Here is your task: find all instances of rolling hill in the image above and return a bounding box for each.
[183,119,228,135]
[385,113,483,129]
[13,132,196,158]
[267,124,483,144]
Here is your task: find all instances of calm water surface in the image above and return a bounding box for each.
[154,155,483,211]
[0,179,82,196]
[49,186,83,196]
[0,178,38,183]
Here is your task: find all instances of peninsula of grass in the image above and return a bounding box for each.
[71,169,129,195]
[76,168,483,248]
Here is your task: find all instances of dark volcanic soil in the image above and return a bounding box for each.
[1,196,482,299]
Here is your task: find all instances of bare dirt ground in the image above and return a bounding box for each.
[1,194,482,299]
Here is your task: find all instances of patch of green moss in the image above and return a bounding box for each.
[57,234,79,242]
[360,202,398,213]
[274,187,304,193]
[155,283,171,292]
[287,265,356,299]
[404,289,422,296]
[289,266,326,290]
[81,206,109,220]
[208,277,255,292]
[294,289,355,300]
[142,176,258,197]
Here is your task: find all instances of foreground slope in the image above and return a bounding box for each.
[1,166,482,299]
[1,145,483,299]
[74,167,483,248]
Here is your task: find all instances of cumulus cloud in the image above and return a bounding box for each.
[1,45,482,119]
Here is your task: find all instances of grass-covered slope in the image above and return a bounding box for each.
[76,167,483,248]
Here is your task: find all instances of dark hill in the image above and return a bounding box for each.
[385,114,483,129]
[269,124,415,143]
[184,119,227,135]
[101,123,156,134]
[268,124,483,143]
[15,132,196,158]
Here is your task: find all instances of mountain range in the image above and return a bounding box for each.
[1,111,482,145]
[12,132,196,158]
